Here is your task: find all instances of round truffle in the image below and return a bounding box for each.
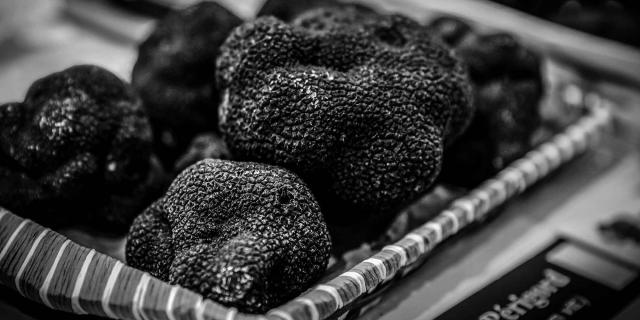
[216,7,473,251]
[131,2,242,169]
[126,159,331,313]
[430,17,543,188]
[0,65,163,233]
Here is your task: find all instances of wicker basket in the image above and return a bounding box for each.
[0,93,612,320]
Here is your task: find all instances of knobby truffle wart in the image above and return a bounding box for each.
[132,2,242,169]
[0,65,164,233]
[430,17,543,188]
[216,7,474,251]
[126,159,331,313]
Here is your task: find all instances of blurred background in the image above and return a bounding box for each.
[1,0,639,91]
[1,1,639,319]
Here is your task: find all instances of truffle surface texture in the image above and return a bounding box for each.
[126,159,331,313]
[132,2,242,168]
[0,65,163,233]
[216,7,473,251]
[430,17,543,188]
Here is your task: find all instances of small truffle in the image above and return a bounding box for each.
[216,7,473,251]
[126,159,331,313]
[173,132,231,173]
[131,2,242,169]
[430,17,543,187]
[0,65,163,233]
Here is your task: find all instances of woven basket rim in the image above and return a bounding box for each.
[0,100,612,320]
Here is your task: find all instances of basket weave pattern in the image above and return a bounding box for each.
[0,104,611,320]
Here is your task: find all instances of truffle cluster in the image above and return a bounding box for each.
[430,17,543,187]
[126,159,331,313]
[0,65,163,233]
[216,7,473,250]
[132,2,242,169]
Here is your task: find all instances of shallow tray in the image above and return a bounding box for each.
[0,95,613,320]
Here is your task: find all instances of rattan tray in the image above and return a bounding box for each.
[0,95,612,320]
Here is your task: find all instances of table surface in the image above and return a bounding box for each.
[1,1,640,320]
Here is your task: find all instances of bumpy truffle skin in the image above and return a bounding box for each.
[216,8,473,251]
[430,17,543,188]
[0,65,163,233]
[126,159,331,313]
[131,2,242,169]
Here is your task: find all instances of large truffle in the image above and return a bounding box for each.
[131,2,242,169]
[216,7,473,251]
[0,65,163,233]
[430,17,543,187]
[126,159,331,313]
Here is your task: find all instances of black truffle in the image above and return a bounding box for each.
[173,132,231,172]
[131,2,242,169]
[126,159,331,313]
[0,65,163,233]
[216,8,473,251]
[430,17,543,188]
